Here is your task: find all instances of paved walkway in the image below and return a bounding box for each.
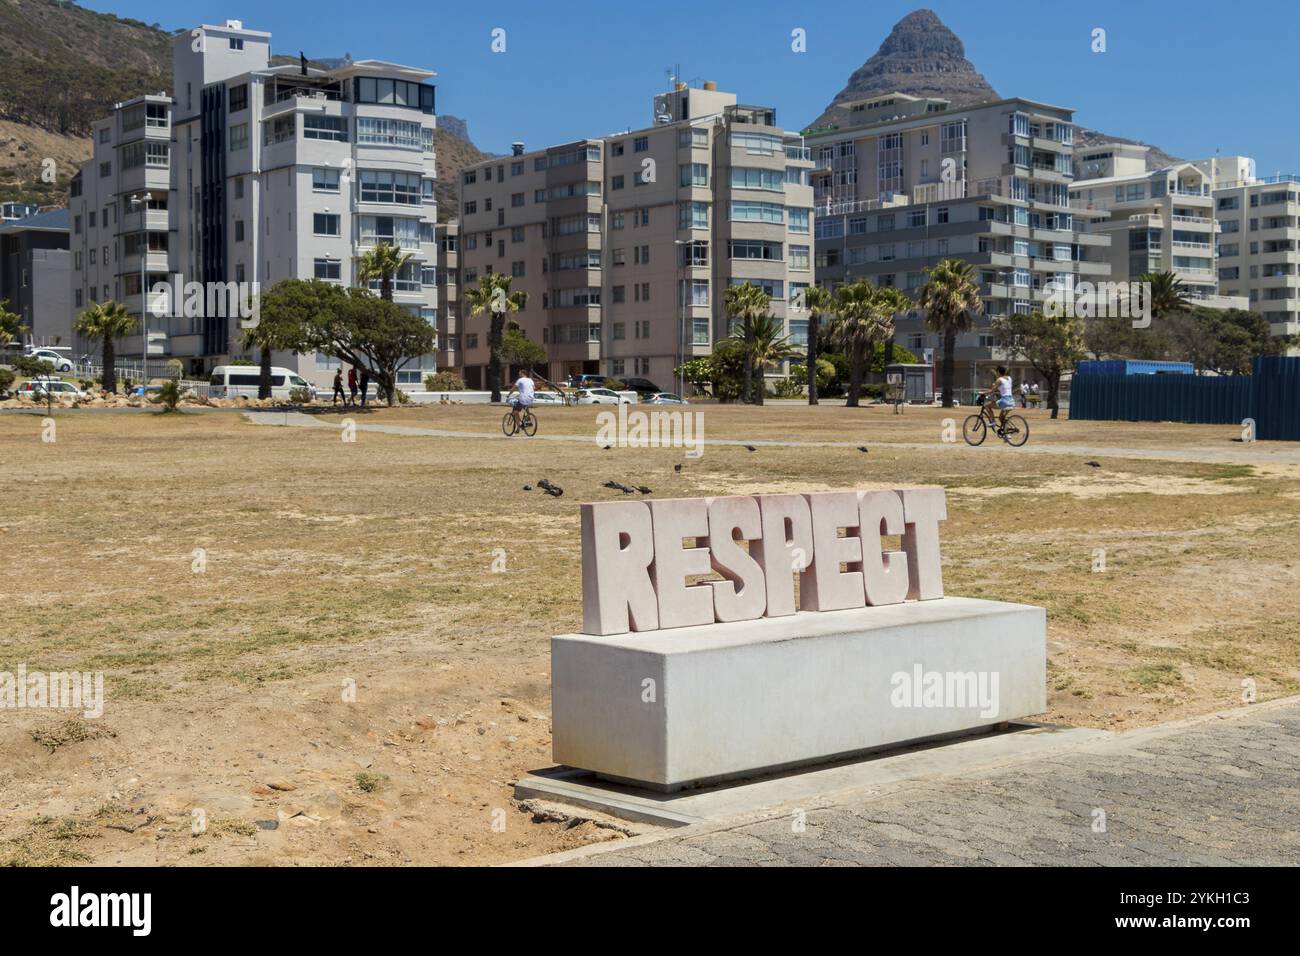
[533,699,1300,866]
[243,411,1300,467]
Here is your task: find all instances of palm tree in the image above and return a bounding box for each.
[1140,270,1191,321]
[829,281,908,408]
[918,259,984,408]
[0,299,24,348]
[801,286,836,406]
[74,301,135,393]
[356,242,414,302]
[464,273,528,402]
[731,314,796,406]
[723,282,771,404]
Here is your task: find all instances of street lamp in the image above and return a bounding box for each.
[129,192,152,393]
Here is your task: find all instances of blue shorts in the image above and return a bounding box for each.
[511,399,532,410]
[996,396,1015,410]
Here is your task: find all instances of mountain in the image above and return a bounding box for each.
[0,1,485,218]
[0,0,172,205]
[806,8,1181,171]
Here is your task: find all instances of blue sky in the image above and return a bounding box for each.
[85,0,1299,172]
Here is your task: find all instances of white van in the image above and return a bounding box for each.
[209,366,316,400]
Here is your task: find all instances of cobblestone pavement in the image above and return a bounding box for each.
[556,701,1300,866]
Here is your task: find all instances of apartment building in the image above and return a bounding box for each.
[455,82,815,392]
[434,221,460,370]
[1192,156,1300,342]
[807,92,1110,390]
[70,19,441,388]
[69,92,176,367]
[0,209,72,347]
[1071,143,1242,309]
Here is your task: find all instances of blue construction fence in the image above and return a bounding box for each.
[1069,356,1300,440]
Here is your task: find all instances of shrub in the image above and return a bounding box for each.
[288,386,312,404]
[424,370,465,391]
[0,368,14,392]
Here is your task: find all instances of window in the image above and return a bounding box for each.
[359,215,421,249]
[611,175,625,191]
[228,84,248,113]
[266,115,296,144]
[234,176,245,199]
[100,162,111,177]
[788,208,810,233]
[234,220,245,242]
[229,123,249,151]
[634,136,649,152]
[730,201,785,224]
[360,170,422,205]
[229,37,244,50]
[679,202,708,230]
[680,163,708,187]
[357,117,422,148]
[728,239,783,261]
[731,167,783,191]
[731,131,781,155]
[789,244,810,271]
[511,161,523,176]
[314,258,342,281]
[313,167,340,192]
[355,77,433,113]
[313,213,340,236]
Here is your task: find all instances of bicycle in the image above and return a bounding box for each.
[502,405,538,437]
[963,395,1029,447]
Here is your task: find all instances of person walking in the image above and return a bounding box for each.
[332,368,346,406]
[347,366,358,407]
[1019,380,1029,408]
[359,368,370,408]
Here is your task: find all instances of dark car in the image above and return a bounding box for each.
[565,374,608,389]
[621,377,663,396]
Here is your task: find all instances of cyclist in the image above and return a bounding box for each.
[982,365,1016,431]
[509,369,536,429]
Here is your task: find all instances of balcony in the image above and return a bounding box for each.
[784,145,812,162]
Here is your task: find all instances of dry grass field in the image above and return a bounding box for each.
[1,401,1297,866]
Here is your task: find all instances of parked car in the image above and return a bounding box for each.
[209,365,316,400]
[530,390,565,404]
[565,374,608,389]
[645,392,689,405]
[25,349,73,373]
[16,379,88,400]
[574,387,629,405]
[621,377,662,396]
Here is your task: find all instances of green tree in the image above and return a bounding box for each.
[800,286,836,406]
[918,259,984,407]
[1139,270,1191,322]
[723,282,771,404]
[309,290,437,406]
[829,281,909,408]
[243,284,313,399]
[356,242,415,302]
[731,313,796,405]
[500,319,546,372]
[74,301,135,393]
[149,378,189,413]
[464,274,528,402]
[993,309,1085,419]
[0,299,25,347]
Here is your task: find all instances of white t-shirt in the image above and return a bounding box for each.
[997,376,1013,398]
[514,376,535,405]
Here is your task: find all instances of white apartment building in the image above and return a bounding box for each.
[455,82,815,393]
[1192,155,1300,342]
[1071,143,1242,309]
[808,93,1111,390]
[71,19,441,389]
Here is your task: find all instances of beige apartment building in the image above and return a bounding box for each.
[807,92,1110,393]
[1071,143,1243,308]
[1190,156,1300,342]
[434,220,460,370]
[456,82,815,392]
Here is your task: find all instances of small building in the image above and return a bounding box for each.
[884,362,934,402]
[0,208,72,347]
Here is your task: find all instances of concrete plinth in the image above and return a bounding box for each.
[551,596,1046,791]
